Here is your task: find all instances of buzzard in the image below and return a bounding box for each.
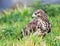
[23,9,51,37]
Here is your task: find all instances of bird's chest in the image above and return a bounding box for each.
[37,19,48,31]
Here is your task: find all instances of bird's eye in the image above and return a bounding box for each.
[35,13,37,15]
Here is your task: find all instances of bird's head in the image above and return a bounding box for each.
[32,9,45,18]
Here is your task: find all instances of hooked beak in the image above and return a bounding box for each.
[32,14,36,18]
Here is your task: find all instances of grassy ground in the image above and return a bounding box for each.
[0,7,60,46]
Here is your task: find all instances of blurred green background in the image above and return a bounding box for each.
[0,0,60,46]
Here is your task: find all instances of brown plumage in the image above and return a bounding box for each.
[23,9,51,36]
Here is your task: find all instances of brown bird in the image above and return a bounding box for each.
[23,9,51,37]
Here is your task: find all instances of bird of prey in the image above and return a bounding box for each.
[23,9,51,37]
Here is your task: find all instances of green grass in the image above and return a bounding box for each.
[0,7,60,46]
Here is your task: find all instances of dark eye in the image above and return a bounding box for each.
[35,13,37,15]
